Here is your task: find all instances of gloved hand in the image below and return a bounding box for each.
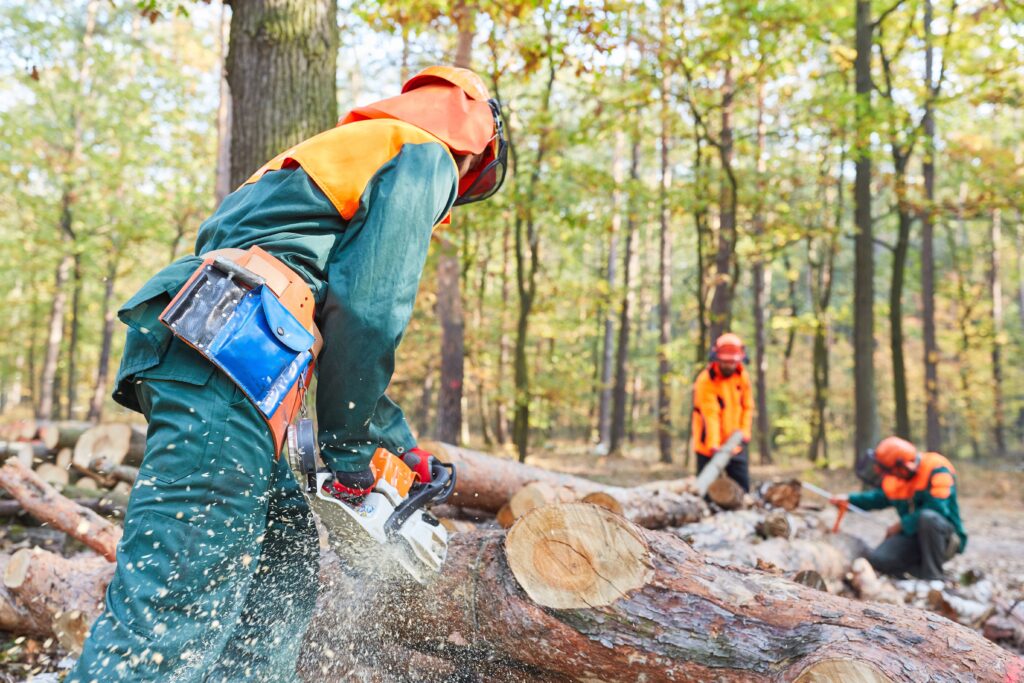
[400,446,435,483]
[324,467,376,499]
[829,494,849,507]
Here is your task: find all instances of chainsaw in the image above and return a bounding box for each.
[287,419,456,583]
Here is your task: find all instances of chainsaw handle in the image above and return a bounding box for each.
[832,499,849,533]
[383,461,456,539]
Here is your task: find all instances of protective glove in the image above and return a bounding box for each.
[399,446,435,483]
[829,494,849,507]
[324,467,376,499]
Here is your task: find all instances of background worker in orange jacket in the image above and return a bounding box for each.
[691,333,754,492]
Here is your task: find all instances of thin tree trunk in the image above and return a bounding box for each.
[87,253,118,421]
[921,0,941,451]
[65,254,82,419]
[495,219,512,444]
[226,0,338,187]
[752,81,771,465]
[781,253,799,383]
[854,0,879,459]
[1017,216,1024,336]
[610,137,640,457]
[435,3,476,444]
[214,0,232,206]
[890,166,913,440]
[597,133,626,453]
[708,64,737,344]
[656,41,673,465]
[38,230,73,419]
[947,188,981,459]
[990,208,1006,456]
[693,123,710,363]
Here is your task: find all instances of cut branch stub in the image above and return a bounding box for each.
[505,503,652,609]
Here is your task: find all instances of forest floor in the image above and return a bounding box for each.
[2,442,1022,680]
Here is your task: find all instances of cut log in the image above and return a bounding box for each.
[72,423,147,470]
[89,457,139,485]
[55,447,73,471]
[579,491,623,515]
[1,442,34,468]
[708,474,746,510]
[0,457,122,561]
[848,557,904,604]
[426,441,705,529]
[0,498,123,519]
[507,482,574,520]
[380,502,1016,682]
[693,430,746,495]
[496,504,515,529]
[37,420,93,451]
[756,510,792,539]
[3,548,114,653]
[34,463,70,488]
[760,479,802,511]
[0,553,48,636]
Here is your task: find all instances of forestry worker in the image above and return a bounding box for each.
[69,66,507,682]
[691,332,755,492]
[831,436,967,581]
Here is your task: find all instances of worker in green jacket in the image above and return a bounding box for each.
[69,65,507,682]
[831,436,967,581]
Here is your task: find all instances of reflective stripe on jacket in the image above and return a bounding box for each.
[690,363,753,456]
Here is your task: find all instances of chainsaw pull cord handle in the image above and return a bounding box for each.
[832,499,849,534]
[383,460,457,539]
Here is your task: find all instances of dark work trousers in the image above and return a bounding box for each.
[696,444,750,493]
[866,509,959,580]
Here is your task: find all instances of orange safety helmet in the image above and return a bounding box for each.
[341,65,508,206]
[712,333,746,363]
[871,436,920,475]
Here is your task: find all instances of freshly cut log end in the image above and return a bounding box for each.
[508,481,559,520]
[496,504,515,529]
[579,491,623,516]
[708,474,745,510]
[3,548,33,590]
[72,423,146,469]
[793,659,892,683]
[761,479,802,510]
[506,503,652,609]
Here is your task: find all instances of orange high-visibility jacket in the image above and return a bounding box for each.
[691,363,753,456]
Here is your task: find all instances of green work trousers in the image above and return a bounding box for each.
[69,342,320,682]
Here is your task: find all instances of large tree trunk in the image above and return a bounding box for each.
[708,64,737,343]
[853,0,879,458]
[610,136,640,457]
[921,0,941,451]
[656,36,673,465]
[225,0,338,186]
[87,252,118,421]
[752,81,771,465]
[214,0,232,205]
[596,132,625,453]
[990,208,1006,456]
[889,165,913,441]
[382,504,1016,682]
[425,441,705,528]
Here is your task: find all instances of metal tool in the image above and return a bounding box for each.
[288,432,456,584]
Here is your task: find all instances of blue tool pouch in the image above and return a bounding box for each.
[160,260,314,419]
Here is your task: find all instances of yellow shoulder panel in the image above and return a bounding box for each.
[243,119,458,221]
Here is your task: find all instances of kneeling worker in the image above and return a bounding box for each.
[831,436,967,580]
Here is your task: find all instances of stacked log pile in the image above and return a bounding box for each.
[0,428,1020,680]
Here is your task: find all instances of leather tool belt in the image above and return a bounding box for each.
[159,246,322,457]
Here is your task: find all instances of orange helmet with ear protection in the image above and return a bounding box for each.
[873,436,920,474]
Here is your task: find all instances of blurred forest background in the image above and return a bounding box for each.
[1,0,1022,468]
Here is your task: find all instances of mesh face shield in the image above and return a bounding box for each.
[454,99,508,206]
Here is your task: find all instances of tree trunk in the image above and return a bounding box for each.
[990,208,1006,456]
[921,0,941,451]
[495,219,512,444]
[656,46,673,465]
[214,0,233,206]
[693,122,710,362]
[38,251,72,421]
[610,136,640,456]
[66,253,82,419]
[36,420,92,451]
[0,458,122,561]
[383,504,1017,682]
[890,166,913,440]
[853,0,879,459]
[708,64,737,343]
[947,195,982,459]
[87,252,118,421]
[225,0,338,187]
[424,441,705,529]
[434,4,476,445]
[752,81,771,465]
[596,132,625,453]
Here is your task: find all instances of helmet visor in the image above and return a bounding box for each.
[454,99,508,206]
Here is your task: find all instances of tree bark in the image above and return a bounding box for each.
[921,0,941,451]
[990,208,1006,456]
[708,64,737,343]
[853,0,879,459]
[610,136,640,456]
[424,441,705,529]
[752,80,771,465]
[214,0,232,206]
[596,132,625,453]
[87,252,118,421]
[656,40,673,465]
[947,195,982,459]
[889,163,913,440]
[36,420,92,451]
[66,253,82,419]
[225,0,338,187]
[382,504,1017,682]
[38,251,72,420]
[0,457,122,561]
